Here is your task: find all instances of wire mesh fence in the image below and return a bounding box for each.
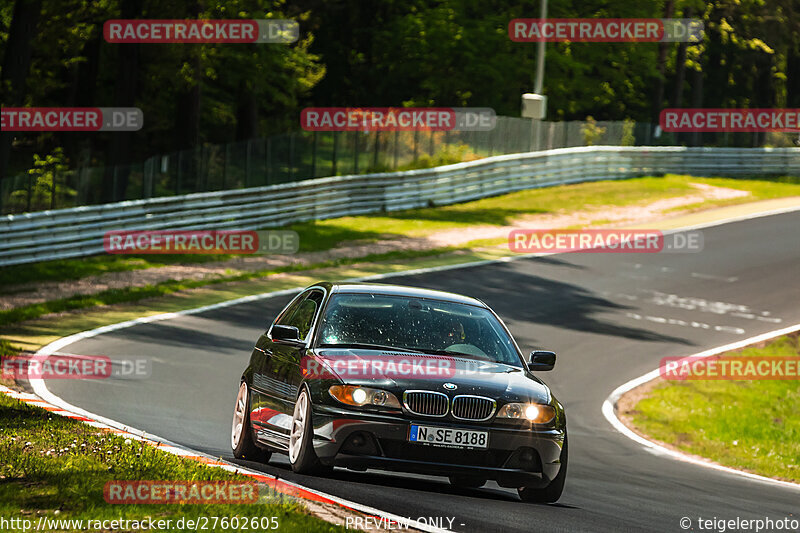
[2,116,798,215]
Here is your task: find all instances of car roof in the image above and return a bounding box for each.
[323,282,487,308]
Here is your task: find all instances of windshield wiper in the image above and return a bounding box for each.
[411,347,501,363]
[318,342,421,353]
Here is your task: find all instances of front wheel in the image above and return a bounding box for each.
[518,433,568,503]
[288,388,331,475]
[231,381,271,463]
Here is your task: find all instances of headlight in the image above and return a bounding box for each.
[497,402,555,424]
[329,385,402,409]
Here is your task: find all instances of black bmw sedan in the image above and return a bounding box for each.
[231,282,567,503]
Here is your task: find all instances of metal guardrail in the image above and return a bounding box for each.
[1,145,799,267]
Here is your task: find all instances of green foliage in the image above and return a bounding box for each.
[7,148,73,212]
[0,394,344,531]
[621,118,636,146]
[396,143,481,171]
[0,338,20,357]
[3,0,800,206]
[581,116,606,146]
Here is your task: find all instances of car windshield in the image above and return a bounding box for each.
[318,293,521,366]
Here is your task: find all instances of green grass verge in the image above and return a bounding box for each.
[0,394,343,532]
[0,247,468,328]
[630,333,800,482]
[4,174,799,288]
[275,174,800,250]
[0,254,242,289]
[0,247,510,353]
[663,175,800,213]
[0,339,19,357]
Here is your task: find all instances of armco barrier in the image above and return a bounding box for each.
[1,145,799,267]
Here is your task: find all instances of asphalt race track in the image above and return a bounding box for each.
[43,212,800,532]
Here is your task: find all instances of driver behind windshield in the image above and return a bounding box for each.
[444,317,466,347]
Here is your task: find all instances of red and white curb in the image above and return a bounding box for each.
[3,284,454,531]
[602,323,800,492]
[0,379,445,532]
[4,203,800,529]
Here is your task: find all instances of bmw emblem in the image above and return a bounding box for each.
[443,383,457,390]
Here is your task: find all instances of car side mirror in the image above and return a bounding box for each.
[271,324,300,342]
[528,350,556,371]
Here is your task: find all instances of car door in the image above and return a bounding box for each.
[249,292,303,447]
[251,288,326,445]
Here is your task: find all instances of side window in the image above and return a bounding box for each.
[275,289,324,340]
[274,294,305,328]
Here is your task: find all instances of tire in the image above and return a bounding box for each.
[518,433,568,503]
[288,387,331,475]
[448,475,486,488]
[231,381,271,463]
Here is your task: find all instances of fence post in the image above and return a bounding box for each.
[51,170,57,210]
[176,151,182,195]
[413,130,419,161]
[245,139,252,188]
[266,137,272,185]
[201,145,209,191]
[373,131,380,169]
[113,166,120,202]
[332,132,338,175]
[393,131,399,169]
[222,145,228,190]
[142,158,148,199]
[354,132,360,174]
[311,131,318,177]
[528,121,534,152]
[289,134,295,182]
[27,172,32,212]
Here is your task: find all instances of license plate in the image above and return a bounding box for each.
[408,424,488,449]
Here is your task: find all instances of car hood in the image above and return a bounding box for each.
[310,348,552,404]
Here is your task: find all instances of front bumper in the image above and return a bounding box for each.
[311,404,565,488]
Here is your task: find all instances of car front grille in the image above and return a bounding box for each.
[403,391,449,417]
[451,395,496,421]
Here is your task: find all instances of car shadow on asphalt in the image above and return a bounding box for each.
[399,260,695,346]
[229,456,582,509]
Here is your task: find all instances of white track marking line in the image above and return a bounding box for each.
[601,323,800,492]
[0,388,448,533]
[691,272,739,283]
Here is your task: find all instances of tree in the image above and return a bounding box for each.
[0,0,43,181]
